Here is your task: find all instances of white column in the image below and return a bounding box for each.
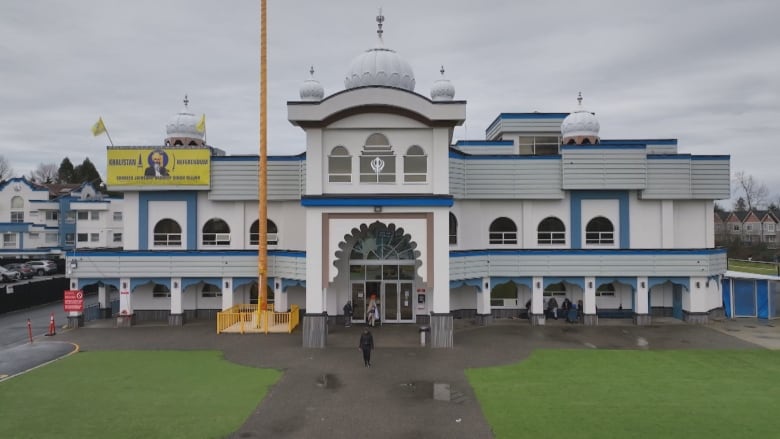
[221,277,234,310]
[171,277,183,314]
[273,278,287,311]
[119,277,133,315]
[689,276,708,312]
[661,201,674,249]
[305,209,324,312]
[635,276,649,314]
[98,283,107,308]
[532,276,544,315]
[432,209,451,314]
[477,277,491,315]
[583,276,596,314]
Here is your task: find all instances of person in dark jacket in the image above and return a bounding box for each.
[359,328,374,367]
[343,300,353,327]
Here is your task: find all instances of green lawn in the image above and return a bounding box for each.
[728,258,780,276]
[0,351,281,439]
[467,350,780,439]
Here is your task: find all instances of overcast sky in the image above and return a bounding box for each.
[1,0,778,206]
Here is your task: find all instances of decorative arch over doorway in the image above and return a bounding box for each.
[334,221,422,324]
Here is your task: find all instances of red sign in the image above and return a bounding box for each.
[63,289,84,312]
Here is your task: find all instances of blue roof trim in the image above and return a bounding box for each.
[68,250,307,258]
[601,139,678,145]
[450,248,727,257]
[212,153,306,162]
[454,154,561,160]
[0,177,49,192]
[691,155,730,161]
[455,140,514,146]
[301,196,453,207]
[561,144,646,150]
[647,154,692,160]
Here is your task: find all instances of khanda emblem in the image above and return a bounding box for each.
[370,157,385,175]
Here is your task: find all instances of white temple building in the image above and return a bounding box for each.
[67,13,730,347]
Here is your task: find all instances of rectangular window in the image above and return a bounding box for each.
[45,211,59,221]
[359,155,396,183]
[66,212,76,223]
[328,156,352,183]
[10,211,24,223]
[113,212,123,221]
[90,233,99,242]
[403,156,427,183]
[766,224,776,233]
[113,232,123,243]
[90,211,100,220]
[732,224,740,231]
[77,211,89,221]
[46,233,58,243]
[28,232,40,239]
[3,233,17,247]
[65,233,75,245]
[746,224,753,232]
[77,233,88,242]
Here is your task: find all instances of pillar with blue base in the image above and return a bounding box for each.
[303,313,328,348]
[430,313,453,348]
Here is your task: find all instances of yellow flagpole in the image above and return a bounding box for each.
[258,0,269,313]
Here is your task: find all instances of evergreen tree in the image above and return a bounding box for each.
[73,158,102,185]
[735,197,747,212]
[58,157,75,183]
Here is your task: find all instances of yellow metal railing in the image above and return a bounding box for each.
[216,303,301,334]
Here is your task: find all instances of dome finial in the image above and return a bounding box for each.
[309,65,315,77]
[577,91,583,106]
[376,7,384,40]
[440,65,445,76]
[183,94,189,108]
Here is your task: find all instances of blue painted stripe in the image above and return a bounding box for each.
[450,248,726,257]
[212,154,306,162]
[647,154,692,160]
[561,144,646,150]
[455,140,514,146]
[301,196,453,207]
[691,155,730,160]
[451,154,561,160]
[282,278,306,291]
[67,249,306,258]
[139,191,198,250]
[601,139,677,145]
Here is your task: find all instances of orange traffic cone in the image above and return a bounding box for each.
[47,312,56,336]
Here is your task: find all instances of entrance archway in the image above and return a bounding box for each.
[335,221,422,324]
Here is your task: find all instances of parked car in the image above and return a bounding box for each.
[26,260,58,276]
[4,263,34,279]
[0,266,22,282]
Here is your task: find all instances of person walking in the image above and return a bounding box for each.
[343,300,353,327]
[359,328,374,367]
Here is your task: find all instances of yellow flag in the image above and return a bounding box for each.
[196,114,206,133]
[91,117,106,136]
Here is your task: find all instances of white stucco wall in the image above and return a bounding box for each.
[674,201,710,248]
[630,198,663,248]
[122,192,140,250]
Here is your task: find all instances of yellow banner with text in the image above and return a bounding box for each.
[106,147,211,187]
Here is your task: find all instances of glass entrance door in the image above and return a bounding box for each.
[384,283,398,321]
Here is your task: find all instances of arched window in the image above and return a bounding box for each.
[449,212,458,245]
[537,217,565,244]
[250,219,279,246]
[10,196,24,223]
[152,283,171,298]
[585,217,614,245]
[596,283,615,297]
[360,132,395,183]
[202,218,231,246]
[328,146,352,182]
[489,217,517,244]
[404,145,427,182]
[153,219,182,246]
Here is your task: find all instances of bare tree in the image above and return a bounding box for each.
[733,171,769,211]
[30,162,60,184]
[0,155,12,181]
